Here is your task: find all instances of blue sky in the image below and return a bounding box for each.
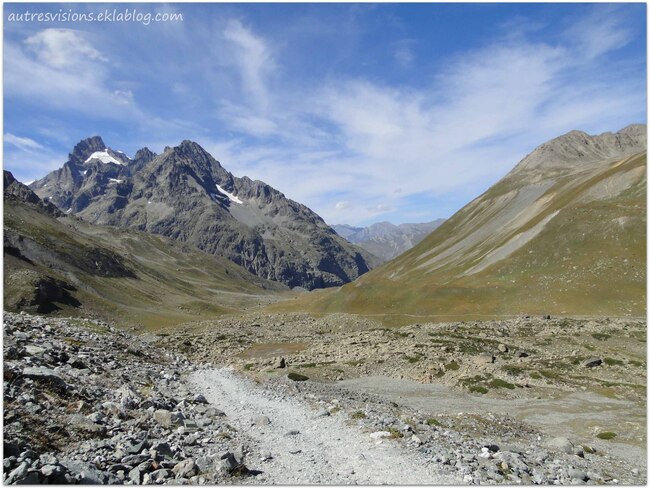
[3,3,647,226]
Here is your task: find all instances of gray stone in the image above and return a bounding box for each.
[218,453,238,474]
[498,344,508,353]
[154,409,184,428]
[150,441,173,458]
[474,353,495,365]
[582,357,603,368]
[254,415,271,426]
[150,468,171,483]
[193,393,208,404]
[14,470,40,484]
[313,408,330,418]
[39,453,58,466]
[21,367,66,389]
[68,414,105,434]
[569,469,588,481]
[128,466,143,484]
[25,344,47,356]
[546,437,574,455]
[172,459,198,478]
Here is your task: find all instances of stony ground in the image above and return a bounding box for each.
[4,311,647,485]
[3,313,253,485]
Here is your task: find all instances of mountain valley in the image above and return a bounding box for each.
[4,124,647,485]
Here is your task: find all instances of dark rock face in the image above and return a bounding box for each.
[3,171,62,217]
[30,139,374,289]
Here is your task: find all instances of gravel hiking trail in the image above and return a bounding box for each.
[189,369,461,485]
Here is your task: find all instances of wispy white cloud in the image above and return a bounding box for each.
[24,28,108,68]
[223,20,276,112]
[206,6,644,225]
[4,33,137,119]
[567,5,633,60]
[4,133,44,152]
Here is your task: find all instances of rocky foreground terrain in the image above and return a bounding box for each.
[4,312,646,484]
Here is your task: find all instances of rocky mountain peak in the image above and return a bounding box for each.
[512,124,647,174]
[69,136,106,165]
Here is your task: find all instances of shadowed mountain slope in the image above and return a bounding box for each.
[4,172,288,329]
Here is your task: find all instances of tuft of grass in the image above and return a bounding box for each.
[406,355,422,364]
[351,411,367,420]
[387,427,403,439]
[426,418,442,427]
[530,372,542,380]
[591,333,611,341]
[469,385,489,394]
[596,431,617,440]
[502,365,525,376]
[582,445,596,454]
[603,357,624,366]
[540,369,560,380]
[287,372,309,382]
[243,363,254,371]
[445,361,460,371]
[489,378,516,389]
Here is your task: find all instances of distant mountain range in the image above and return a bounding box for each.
[29,137,377,290]
[278,124,647,319]
[333,220,445,262]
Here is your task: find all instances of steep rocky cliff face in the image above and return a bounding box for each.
[30,138,374,290]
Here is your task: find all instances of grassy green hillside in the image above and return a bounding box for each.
[4,200,289,329]
[274,152,646,323]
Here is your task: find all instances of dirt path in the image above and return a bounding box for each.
[189,368,461,485]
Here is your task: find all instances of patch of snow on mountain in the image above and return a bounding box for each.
[216,184,243,204]
[108,178,124,184]
[85,150,123,165]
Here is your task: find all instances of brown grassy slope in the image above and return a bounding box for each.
[4,200,289,329]
[272,152,646,322]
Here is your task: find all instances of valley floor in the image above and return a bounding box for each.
[3,311,646,485]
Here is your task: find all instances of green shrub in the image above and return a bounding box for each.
[603,357,624,366]
[596,431,617,440]
[287,372,309,382]
[351,411,366,420]
[445,361,460,371]
[489,378,515,389]
[591,333,610,341]
[469,385,489,394]
[426,418,441,427]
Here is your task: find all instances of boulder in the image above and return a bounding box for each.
[172,459,198,478]
[582,358,603,368]
[545,437,574,455]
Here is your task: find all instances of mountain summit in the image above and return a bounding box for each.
[30,139,375,290]
[285,124,647,318]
